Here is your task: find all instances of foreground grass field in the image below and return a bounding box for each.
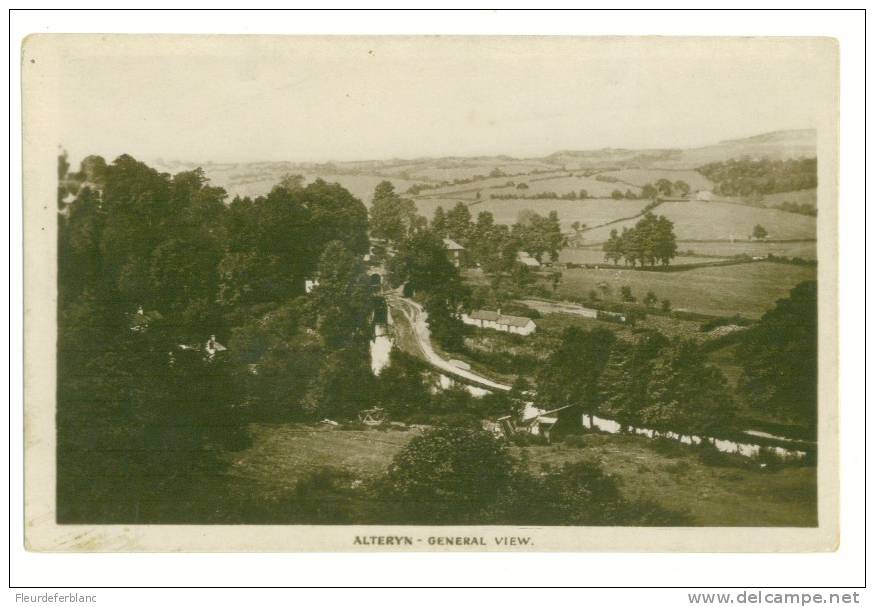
[214,423,815,526]
[517,433,816,527]
[555,261,816,318]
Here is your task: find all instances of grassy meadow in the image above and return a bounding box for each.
[581,200,817,243]
[554,262,817,318]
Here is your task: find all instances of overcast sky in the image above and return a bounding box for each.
[45,36,834,165]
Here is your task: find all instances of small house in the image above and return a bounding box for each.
[695,190,714,201]
[205,335,228,358]
[443,238,465,267]
[461,309,536,336]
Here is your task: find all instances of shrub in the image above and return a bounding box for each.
[384,426,515,523]
[697,442,750,469]
[651,436,686,458]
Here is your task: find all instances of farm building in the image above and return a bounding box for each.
[461,309,537,336]
[695,189,714,201]
[517,251,541,267]
[205,335,228,358]
[443,238,465,267]
[305,278,320,293]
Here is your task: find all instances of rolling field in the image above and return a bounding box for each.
[400,161,557,182]
[558,247,725,266]
[762,188,818,208]
[415,197,649,231]
[582,200,817,243]
[596,168,714,191]
[679,239,818,260]
[517,174,639,198]
[555,261,817,318]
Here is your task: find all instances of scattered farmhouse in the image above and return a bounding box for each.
[205,335,228,358]
[305,278,320,293]
[442,238,465,267]
[516,251,541,267]
[461,309,537,336]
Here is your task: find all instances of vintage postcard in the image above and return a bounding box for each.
[22,35,839,552]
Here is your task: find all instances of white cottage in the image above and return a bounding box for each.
[461,309,537,336]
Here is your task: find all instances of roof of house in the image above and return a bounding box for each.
[443,238,465,251]
[469,309,535,328]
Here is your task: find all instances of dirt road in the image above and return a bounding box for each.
[385,294,511,392]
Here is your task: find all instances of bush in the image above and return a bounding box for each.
[650,436,686,458]
[697,442,750,469]
[384,426,515,523]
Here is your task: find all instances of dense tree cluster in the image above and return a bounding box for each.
[602,212,678,267]
[697,157,817,197]
[490,189,588,201]
[58,154,375,521]
[736,281,818,427]
[535,327,737,439]
[369,181,423,244]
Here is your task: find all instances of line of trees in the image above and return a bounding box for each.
[602,212,678,267]
[697,157,817,197]
[535,326,737,439]
[532,280,818,439]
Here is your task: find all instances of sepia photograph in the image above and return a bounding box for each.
[21,33,840,552]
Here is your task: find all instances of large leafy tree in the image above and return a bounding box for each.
[536,327,616,424]
[512,209,565,263]
[386,229,469,349]
[307,240,374,350]
[598,331,670,429]
[369,180,420,244]
[385,426,515,523]
[641,339,736,436]
[444,201,473,244]
[735,281,818,428]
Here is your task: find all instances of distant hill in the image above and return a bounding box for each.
[153,129,816,201]
[546,129,816,170]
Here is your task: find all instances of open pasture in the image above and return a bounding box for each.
[762,188,818,209]
[555,261,816,318]
[582,200,817,243]
[680,239,818,260]
[517,173,640,198]
[415,197,649,231]
[558,247,724,266]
